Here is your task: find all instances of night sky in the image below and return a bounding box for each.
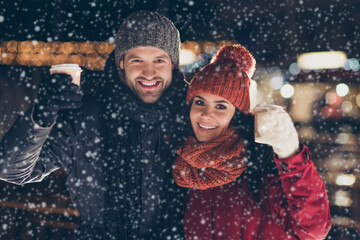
[0,0,359,67]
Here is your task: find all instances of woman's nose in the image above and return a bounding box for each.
[200,107,213,119]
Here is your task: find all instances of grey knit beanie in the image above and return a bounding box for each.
[115,11,180,67]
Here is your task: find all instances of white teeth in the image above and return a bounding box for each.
[141,81,157,86]
[199,123,216,130]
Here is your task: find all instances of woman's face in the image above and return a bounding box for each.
[190,93,236,142]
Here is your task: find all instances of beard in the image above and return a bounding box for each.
[126,76,170,104]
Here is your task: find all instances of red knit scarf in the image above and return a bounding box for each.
[173,126,247,190]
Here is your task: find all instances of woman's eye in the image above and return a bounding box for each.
[194,100,204,106]
[132,59,141,63]
[155,59,165,63]
[216,104,227,110]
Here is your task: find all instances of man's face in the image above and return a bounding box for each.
[120,47,174,103]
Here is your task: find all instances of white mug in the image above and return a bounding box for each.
[50,64,82,86]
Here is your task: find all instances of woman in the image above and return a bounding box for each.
[173,45,331,239]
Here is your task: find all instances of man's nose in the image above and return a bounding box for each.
[141,64,156,79]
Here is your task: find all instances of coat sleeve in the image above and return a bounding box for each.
[0,108,76,185]
[265,144,331,240]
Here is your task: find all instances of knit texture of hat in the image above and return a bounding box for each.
[115,11,180,67]
[186,44,256,113]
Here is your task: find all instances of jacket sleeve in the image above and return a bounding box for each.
[0,109,76,185]
[265,144,331,240]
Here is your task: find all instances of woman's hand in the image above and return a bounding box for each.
[253,104,299,159]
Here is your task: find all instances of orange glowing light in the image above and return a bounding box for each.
[16,53,32,65]
[6,41,18,52]
[60,42,74,54]
[96,42,109,55]
[80,42,96,54]
[69,54,85,66]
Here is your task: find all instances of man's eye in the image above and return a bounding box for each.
[156,59,165,63]
[216,104,226,110]
[194,100,204,106]
[131,59,141,63]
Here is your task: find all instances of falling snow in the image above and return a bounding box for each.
[0,0,359,239]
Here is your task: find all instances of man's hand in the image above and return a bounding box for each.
[253,104,299,159]
[33,74,83,127]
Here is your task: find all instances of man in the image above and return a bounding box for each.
[0,11,188,239]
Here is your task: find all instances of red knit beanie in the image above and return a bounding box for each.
[186,44,255,113]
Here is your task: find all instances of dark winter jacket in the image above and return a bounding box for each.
[182,142,332,240]
[0,53,189,239]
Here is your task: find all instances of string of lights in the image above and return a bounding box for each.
[0,40,238,70]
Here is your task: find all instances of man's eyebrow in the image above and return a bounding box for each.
[126,54,170,60]
[126,54,141,60]
[155,54,170,58]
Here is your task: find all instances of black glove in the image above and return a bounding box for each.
[33,74,83,127]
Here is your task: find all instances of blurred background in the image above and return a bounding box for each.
[0,0,359,239]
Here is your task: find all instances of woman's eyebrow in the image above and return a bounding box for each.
[214,100,229,104]
[194,96,229,104]
[194,95,206,101]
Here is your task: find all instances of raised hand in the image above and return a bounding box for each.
[33,74,83,127]
[253,104,299,159]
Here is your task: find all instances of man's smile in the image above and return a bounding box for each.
[137,80,161,89]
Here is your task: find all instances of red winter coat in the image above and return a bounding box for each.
[183,145,331,240]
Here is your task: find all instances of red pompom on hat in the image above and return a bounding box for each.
[186,44,256,113]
